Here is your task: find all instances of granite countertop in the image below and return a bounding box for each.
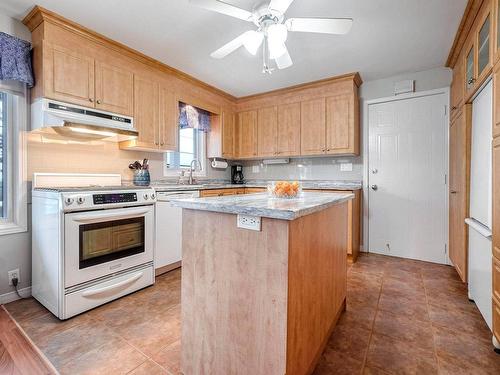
[151,180,362,192]
[170,192,354,220]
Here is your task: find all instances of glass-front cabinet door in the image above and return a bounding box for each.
[465,44,475,92]
[478,13,491,76]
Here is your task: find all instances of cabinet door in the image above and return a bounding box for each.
[496,0,500,62]
[159,87,178,151]
[494,64,500,138]
[465,42,476,96]
[133,76,159,149]
[222,111,235,159]
[95,61,134,116]
[257,106,278,157]
[450,57,464,118]
[300,98,326,155]
[493,137,500,265]
[236,110,258,158]
[46,44,95,107]
[449,109,470,282]
[277,102,301,156]
[494,300,500,344]
[326,94,354,154]
[476,6,492,85]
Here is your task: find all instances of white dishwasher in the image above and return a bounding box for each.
[155,190,200,273]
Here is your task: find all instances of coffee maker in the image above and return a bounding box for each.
[231,164,244,184]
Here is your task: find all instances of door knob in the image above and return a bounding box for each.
[371,184,378,191]
[372,169,378,174]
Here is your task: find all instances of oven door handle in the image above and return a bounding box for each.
[70,207,151,224]
[81,272,143,298]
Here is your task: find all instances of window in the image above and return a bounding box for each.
[0,92,6,218]
[164,103,210,176]
[165,128,206,175]
[0,85,28,235]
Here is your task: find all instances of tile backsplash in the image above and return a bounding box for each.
[241,156,363,181]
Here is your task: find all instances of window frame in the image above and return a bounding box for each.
[164,127,207,177]
[0,82,28,236]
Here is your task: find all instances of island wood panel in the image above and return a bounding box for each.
[449,107,471,282]
[257,106,278,157]
[494,300,500,345]
[277,102,301,156]
[181,210,289,375]
[236,110,258,158]
[304,189,361,262]
[244,187,267,194]
[300,98,326,155]
[286,202,348,375]
[200,188,245,197]
[0,307,56,375]
[94,60,134,116]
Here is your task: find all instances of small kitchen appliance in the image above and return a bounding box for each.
[231,164,245,184]
[32,173,156,319]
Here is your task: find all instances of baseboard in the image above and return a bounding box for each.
[0,286,32,305]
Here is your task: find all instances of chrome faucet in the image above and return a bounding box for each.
[189,159,201,185]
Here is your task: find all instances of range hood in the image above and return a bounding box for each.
[31,98,138,142]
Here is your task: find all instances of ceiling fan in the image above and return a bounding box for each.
[190,0,353,74]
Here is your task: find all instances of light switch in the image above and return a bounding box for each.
[340,163,353,172]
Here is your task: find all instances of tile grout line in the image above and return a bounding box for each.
[420,268,442,374]
[358,262,386,374]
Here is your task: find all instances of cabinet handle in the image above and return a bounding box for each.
[96,99,102,104]
[160,142,164,146]
[468,78,476,85]
[450,190,458,194]
[327,148,331,152]
[89,98,93,102]
[451,106,457,110]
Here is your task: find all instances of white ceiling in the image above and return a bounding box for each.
[0,0,467,97]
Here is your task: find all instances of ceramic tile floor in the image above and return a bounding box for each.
[4,254,500,374]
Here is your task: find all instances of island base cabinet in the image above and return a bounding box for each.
[181,203,349,375]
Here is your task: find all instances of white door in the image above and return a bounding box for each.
[368,91,448,264]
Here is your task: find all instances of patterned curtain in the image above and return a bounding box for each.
[0,32,34,87]
[179,102,211,132]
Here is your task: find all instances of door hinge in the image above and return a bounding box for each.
[444,174,447,185]
[444,105,448,116]
[445,244,447,254]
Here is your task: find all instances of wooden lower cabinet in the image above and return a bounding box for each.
[245,187,267,194]
[200,188,245,197]
[494,299,500,346]
[449,107,471,282]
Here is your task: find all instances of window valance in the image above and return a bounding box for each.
[179,102,211,132]
[0,32,34,87]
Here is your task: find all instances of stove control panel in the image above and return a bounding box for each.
[61,189,156,211]
[93,192,137,205]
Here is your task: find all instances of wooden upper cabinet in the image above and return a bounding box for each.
[300,98,326,155]
[475,3,493,86]
[465,40,476,96]
[450,55,464,117]
[494,63,500,138]
[222,111,235,158]
[277,102,301,156]
[495,0,500,62]
[131,76,159,149]
[236,110,258,158]
[326,94,357,155]
[46,43,95,107]
[257,106,278,157]
[95,61,134,116]
[159,87,178,151]
[493,137,500,262]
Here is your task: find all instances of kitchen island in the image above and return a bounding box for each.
[172,192,354,375]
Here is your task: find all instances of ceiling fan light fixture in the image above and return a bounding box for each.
[243,30,264,55]
[267,23,288,59]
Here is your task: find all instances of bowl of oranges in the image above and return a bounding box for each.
[268,181,302,199]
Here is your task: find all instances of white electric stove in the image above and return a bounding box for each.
[31,173,156,319]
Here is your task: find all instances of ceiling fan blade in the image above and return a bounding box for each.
[286,17,353,34]
[190,0,253,21]
[269,0,294,14]
[210,31,254,59]
[274,48,293,69]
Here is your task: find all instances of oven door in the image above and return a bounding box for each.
[64,205,154,288]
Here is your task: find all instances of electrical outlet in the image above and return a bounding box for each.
[237,214,261,231]
[8,269,19,286]
[340,162,353,172]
